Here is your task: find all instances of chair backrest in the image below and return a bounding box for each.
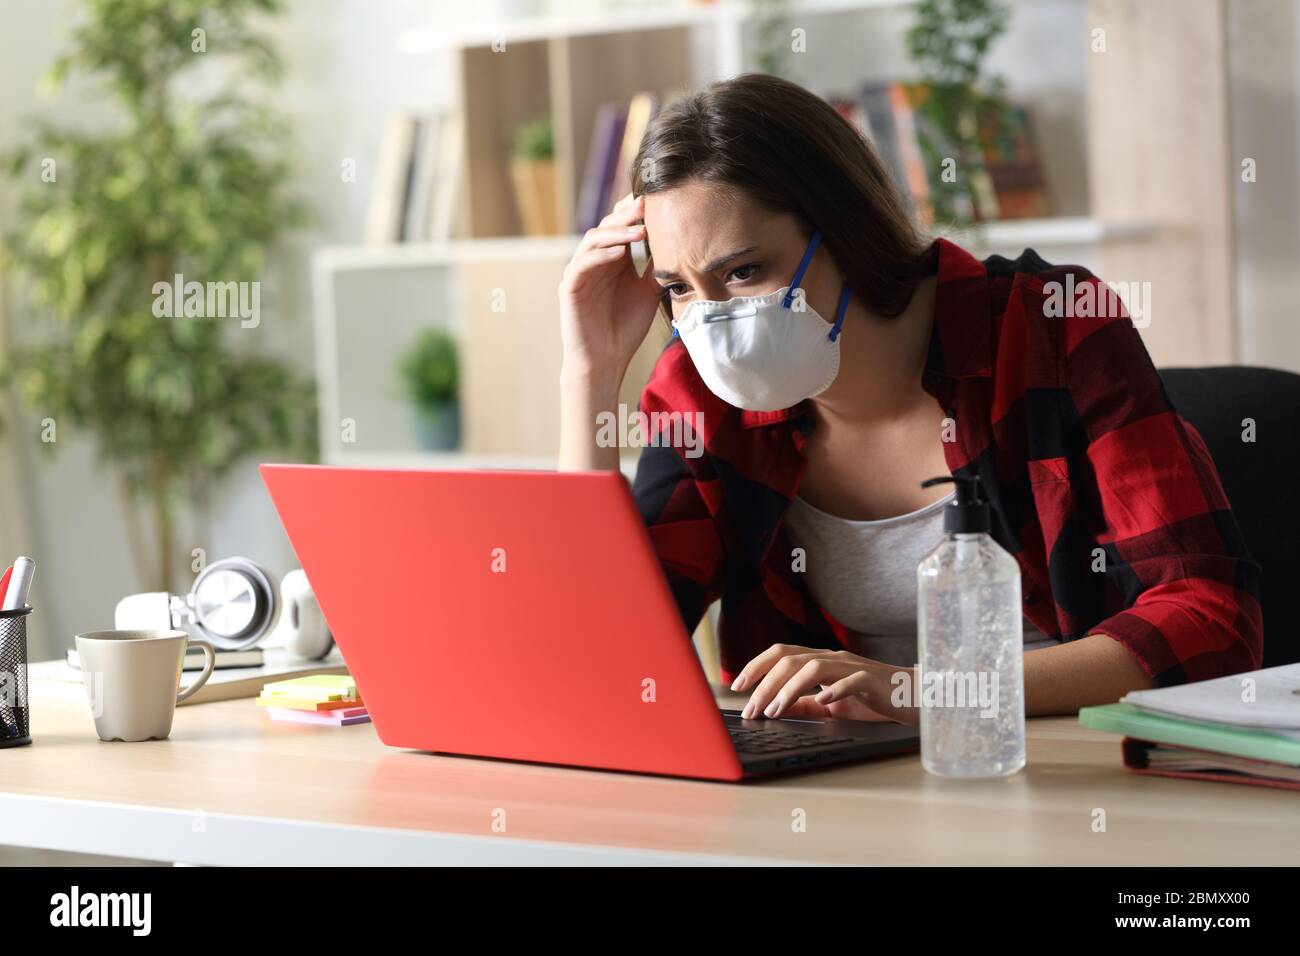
[1158,366,1300,666]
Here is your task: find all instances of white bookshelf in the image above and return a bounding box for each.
[316,0,1236,464]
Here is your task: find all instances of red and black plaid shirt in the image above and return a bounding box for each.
[632,237,1263,686]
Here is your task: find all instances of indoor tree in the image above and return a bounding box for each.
[1,0,316,592]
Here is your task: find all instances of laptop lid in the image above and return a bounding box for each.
[260,465,745,781]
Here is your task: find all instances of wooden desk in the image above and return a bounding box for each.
[0,688,1292,865]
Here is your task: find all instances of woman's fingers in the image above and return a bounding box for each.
[815,669,920,725]
[730,642,802,694]
[762,657,861,720]
[828,694,897,722]
[561,244,630,288]
[779,693,891,722]
[599,193,644,229]
[778,697,836,720]
[578,222,645,254]
[814,671,874,706]
[738,653,810,719]
[730,644,918,723]
[742,652,845,720]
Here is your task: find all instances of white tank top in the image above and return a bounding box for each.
[783,490,1059,667]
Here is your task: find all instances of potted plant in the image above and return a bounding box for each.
[398,328,460,451]
[905,0,1012,227]
[510,115,558,236]
[0,0,316,593]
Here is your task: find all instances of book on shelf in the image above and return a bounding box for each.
[975,100,1050,219]
[402,116,438,243]
[572,88,691,234]
[859,83,914,218]
[574,91,662,232]
[575,101,628,233]
[365,114,418,244]
[606,93,662,221]
[887,84,933,223]
[365,112,463,245]
[851,81,1049,225]
[428,113,464,244]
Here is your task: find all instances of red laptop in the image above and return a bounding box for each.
[260,465,918,781]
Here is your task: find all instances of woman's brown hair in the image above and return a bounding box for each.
[631,73,931,317]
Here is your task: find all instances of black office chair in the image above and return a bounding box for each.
[1158,366,1300,666]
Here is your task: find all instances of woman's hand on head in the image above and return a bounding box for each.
[730,644,920,725]
[558,193,663,382]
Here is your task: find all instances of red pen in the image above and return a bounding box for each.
[0,567,11,604]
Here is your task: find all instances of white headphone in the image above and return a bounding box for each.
[114,557,334,660]
[268,569,335,660]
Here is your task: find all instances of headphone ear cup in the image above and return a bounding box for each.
[190,557,279,650]
[279,569,333,661]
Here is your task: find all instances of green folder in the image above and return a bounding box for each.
[1078,702,1300,766]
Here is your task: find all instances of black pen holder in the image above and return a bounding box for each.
[0,607,32,748]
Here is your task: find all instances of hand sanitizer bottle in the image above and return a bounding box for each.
[915,475,1025,777]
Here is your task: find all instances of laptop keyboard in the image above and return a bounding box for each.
[728,726,856,755]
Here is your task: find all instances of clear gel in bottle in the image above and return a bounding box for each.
[916,474,1025,777]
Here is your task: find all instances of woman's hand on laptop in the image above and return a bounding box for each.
[730,646,920,725]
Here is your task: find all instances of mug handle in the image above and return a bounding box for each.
[176,638,217,703]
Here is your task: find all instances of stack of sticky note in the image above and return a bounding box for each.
[257,675,370,726]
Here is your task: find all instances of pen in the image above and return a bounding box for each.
[0,566,11,602]
[2,557,34,611]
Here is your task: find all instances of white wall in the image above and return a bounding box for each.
[1227,0,1300,372]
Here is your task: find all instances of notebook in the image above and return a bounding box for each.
[1079,700,1300,791]
[1120,662,1300,735]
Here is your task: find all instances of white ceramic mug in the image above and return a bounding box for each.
[74,629,216,741]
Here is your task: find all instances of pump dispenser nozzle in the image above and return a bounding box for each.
[920,475,990,534]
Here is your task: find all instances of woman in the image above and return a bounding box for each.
[557,73,1262,725]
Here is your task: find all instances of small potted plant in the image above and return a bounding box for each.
[510,115,558,235]
[398,328,460,451]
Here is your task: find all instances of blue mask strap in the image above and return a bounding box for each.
[828,282,851,342]
[782,230,822,308]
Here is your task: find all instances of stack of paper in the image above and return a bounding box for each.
[1079,663,1300,790]
[257,675,370,727]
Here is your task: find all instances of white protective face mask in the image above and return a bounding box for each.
[671,230,852,412]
